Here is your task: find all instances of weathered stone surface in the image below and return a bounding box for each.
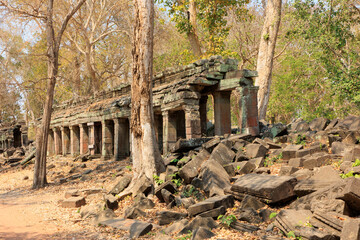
[309,117,329,131]
[179,216,218,235]
[237,208,262,224]
[155,181,177,202]
[331,141,346,155]
[156,211,188,225]
[237,161,256,175]
[198,159,231,196]
[65,189,80,199]
[248,157,264,168]
[296,226,339,240]
[179,150,210,184]
[230,174,297,204]
[245,144,268,159]
[109,174,132,196]
[208,143,235,166]
[274,209,312,234]
[163,219,189,235]
[240,195,266,210]
[279,166,299,176]
[230,221,260,233]
[124,207,146,219]
[161,189,175,205]
[303,153,332,169]
[62,196,86,208]
[130,221,153,239]
[188,195,234,217]
[342,132,357,145]
[192,227,215,240]
[309,211,347,236]
[197,206,226,219]
[295,149,311,158]
[282,145,304,160]
[171,138,210,153]
[340,219,360,240]
[133,195,155,210]
[288,158,306,168]
[310,199,349,215]
[202,137,221,152]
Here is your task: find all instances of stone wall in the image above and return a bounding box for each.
[0,121,28,150]
[47,56,259,159]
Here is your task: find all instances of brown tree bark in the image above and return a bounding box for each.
[33,0,86,189]
[255,0,282,120]
[187,0,202,57]
[118,0,165,198]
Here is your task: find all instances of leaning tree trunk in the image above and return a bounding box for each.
[33,0,58,189]
[255,0,282,120]
[187,0,202,57]
[119,0,165,197]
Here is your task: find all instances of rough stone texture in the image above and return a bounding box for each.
[156,211,188,225]
[237,208,262,224]
[245,144,268,159]
[340,219,360,240]
[309,211,347,237]
[240,195,266,210]
[130,221,153,239]
[197,206,226,219]
[188,195,234,217]
[230,174,297,204]
[303,153,332,169]
[155,181,177,202]
[61,196,86,208]
[274,209,313,234]
[309,117,329,131]
[105,194,119,210]
[208,143,235,166]
[282,145,304,160]
[279,166,299,176]
[192,227,216,240]
[198,159,231,196]
[179,216,218,235]
[179,150,210,184]
[163,219,189,235]
[288,158,305,168]
[109,174,132,196]
[124,207,146,219]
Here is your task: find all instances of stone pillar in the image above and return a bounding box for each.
[79,124,89,155]
[61,126,71,156]
[54,127,62,155]
[213,91,232,136]
[184,105,201,139]
[199,95,208,136]
[87,122,95,155]
[70,126,80,156]
[162,111,177,154]
[47,130,55,156]
[101,120,113,160]
[237,86,259,136]
[114,118,130,160]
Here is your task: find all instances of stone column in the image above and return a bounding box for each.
[184,105,201,139]
[61,127,71,156]
[114,118,130,160]
[199,95,208,136]
[213,91,232,136]
[101,120,113,160]
[87,122,95,155]
[53,127,62,155]
[162,111,177,154]
[70,126,80,156]
[47,130,55,156]
[237,86,259,136]
[79,124,89,155]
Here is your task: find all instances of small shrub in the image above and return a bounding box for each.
[218,214,237,228]
[352,159,360,167]
[269,212,277,219]
[153,174,164,185]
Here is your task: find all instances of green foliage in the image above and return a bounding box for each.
[170,158,180,164]
[264,153,282,167]
[287,231,296,238]
[182,185,199,198]
[295,135,307,146]
[269,212,277,219]
[218,214,237,228]
[340,171,360,179]
[153,174,164,185]
[352,159,360,167]
[172,178,182,188]
[125,165,132,171]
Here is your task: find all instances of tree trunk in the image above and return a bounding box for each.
[187,0,202,57]
[255,0,282,120]
[33,0,57,189]
[119,0,165,197]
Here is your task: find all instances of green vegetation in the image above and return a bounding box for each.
[153,174,164,185]
[295,135,306,146]
[352,159,360,167]
[340,171,360,179]
[264,153,283,167]
[218,214,237,228]
[176,231,192,240]
[269,212,277,219]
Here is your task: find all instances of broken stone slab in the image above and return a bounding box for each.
[156,211,187,225]
[230,174,297,204]
[105,194,119,210]
[279,166,299,176]
[65,189,80,198]
[99,218,152,238]
[234,150,249,162]
[274,209,313,235]
[198,159,231,196]
[179,216,218,235]
[162,219,189,235]
[236,208,262,224]
[237,161,256,175]
[240,195,266,210]
[208,143,235,166]
[253,138,270,149]
[288,158,306,168]
[124,207,146,219]
[245,144,268,159]
[295,226,339,240]
[155,181,177,202]
[202,137,221,152]
[303,153,332,169]
[230,221,260,233]
[310,199,349,215]
[171,138,210,153]
[343,145,360,162]
[197,206,226,219]
[192,227,215,240]
[161,189,175,205]
[227,133,254,143]
[248,157,264,168]
[309,117,330,132]
[62,196,86,208]
[340,218,360,240]
[336,178,360,214]
[188,195,234,217]
[295,149,311,158]
[309,211,348,237]
[133,195,155,210]
[179,149,210,184]
[282,145,304,160]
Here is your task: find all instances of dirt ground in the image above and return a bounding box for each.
[0,156,285,240]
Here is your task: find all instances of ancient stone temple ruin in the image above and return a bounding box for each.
[1,57,260,160]
[0,121,28,152]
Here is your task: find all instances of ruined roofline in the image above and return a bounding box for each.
[52,56,256,111]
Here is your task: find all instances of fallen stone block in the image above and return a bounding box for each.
[208,143,235,166]
[274,209,312,235]
[124,207,146,219]
[303,153,332,169]
[109,174,132,196]
[99,218,152,238]
[192,227,215,240]
[163,219,189,235]
[240,195,266,210]
[295,149,311,158]
[156,211,187,225]
[105,194,119,210]
[282,145,304,160]
[179,150,210,184]
[230,221,259,233]
[248,157,264,168]
[309,117,329,131]
[230,174,297,204]
[130,221,153,239]
[62,196,86,208]
[155,181,177,202]
[188,195,234,217]
[202,137,221,152]
[179,216,218,235]
[197,206,226,219]
[245,144,268,159]
[65,189,80,199]
[279,166,299,176]
[288,158,305,168]
[309,211,348,237]
[236,208,262,224]
[171,138,210,153]
[340,219,360,240]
